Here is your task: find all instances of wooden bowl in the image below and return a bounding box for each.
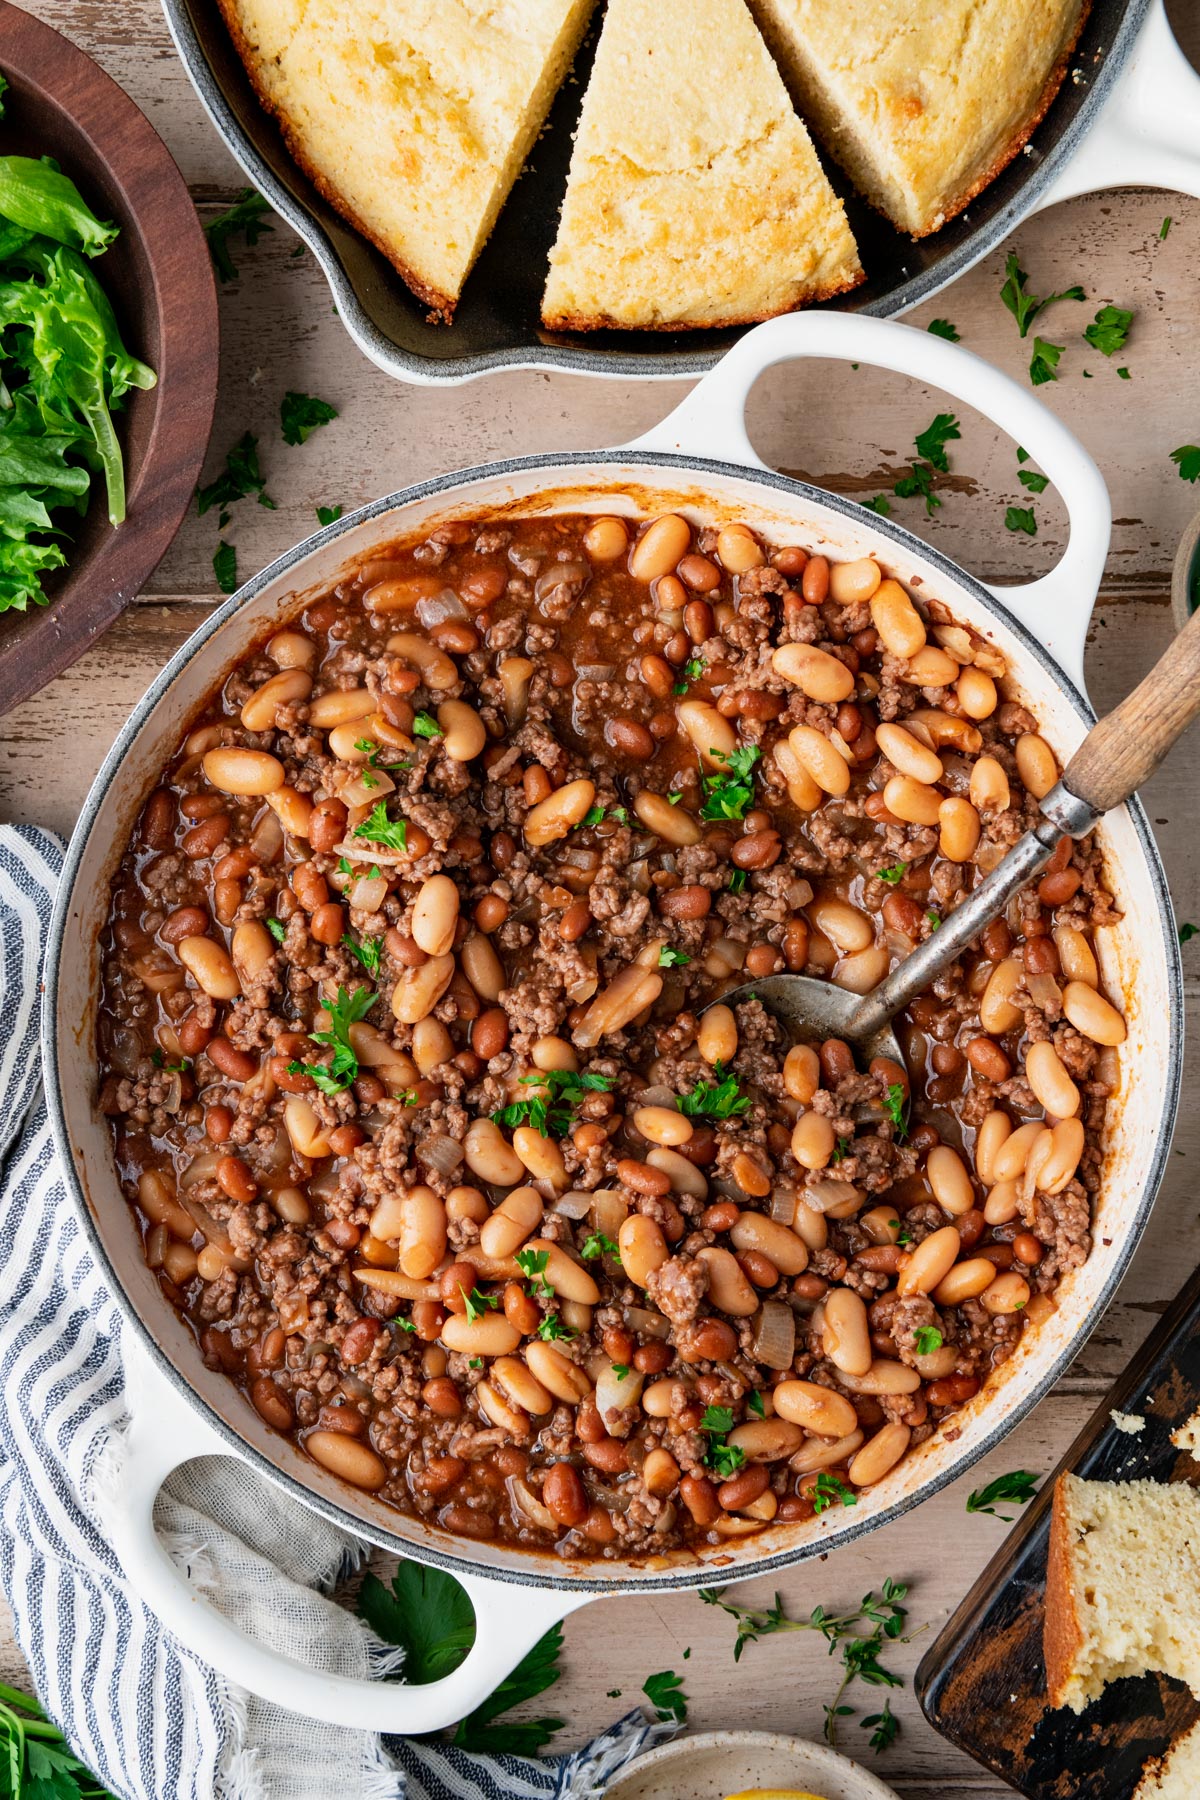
[0,2,218,715]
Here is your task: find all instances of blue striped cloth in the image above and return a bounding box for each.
[0,824,670,1799]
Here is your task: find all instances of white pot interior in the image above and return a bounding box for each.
[47,454,1180,1593]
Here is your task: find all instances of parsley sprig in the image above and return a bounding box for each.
[882,1081,908,1139]
[699,1579,917,1750]
[643,1668,688,1723]
[1083,304,1133,358]
[1000,253,1085,339]
[286,985,375,1093]
[581,1232,621,1262]
[342,933,382,978]
[280,390,337,446]
[0,1679,117,1799]
[493,1068,615,1139]
[811,1471,858,1515]
[515,1248,553,1297]
[204,188,273,282]
[700,744,760,821]
[357,1563,564,1753]
[966,1470,1040,1520]
[893,413,960,516]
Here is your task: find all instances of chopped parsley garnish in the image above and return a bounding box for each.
[1029,337,1064,386]
[700,744,760,822]
[266,917,286,944]
[831,1137,850,1165]
[926,911,941,930]
[393,1313,416,1333]
[336,856,351,874]
[280,390,338,446]
[914,412,961,473]
[1179,922,1198,944]
[878,863,906,885]
[700,1405,735,1436]
[1117,367,1131,380]
[893,460,939,515]
[609,805,629,825]
[658,945,690,968]
[883,1082,908,1138]
[515,1248,553,1297]
[895,1226,914,1248]
[493,1068,615,1139]
[536,1313,574,1342]
[914,1326,944,1357]
[610,1363,630,1381]
[1083,304,1133,357]
[343,933,382,977]
[412,711,442,739]
[1000,252,1085,338]
[1171,445,1200,484]
[213,540,237,594]
[861,495,892,516]
[673,655,705,694]
[461,1286,500,1325]
[151,1050,189,1073]
[316,503,343,527]
[354,737,381,764]
[581,1232,621,1263]
[204,188,273,282]
[811,1471,858,1515]
[926,318,960,341]
[709,1441,747,1479]
[1161,215,1173,239]
[286,984,375,1095]
[353,802,409,853]
[728,869,748,894]
[578,805,606,828]
[747,1390,766,1418]
[1005,505,1037,536]
[1018,468,1050,493]
[196,430,276,515]
[966,1470,1040,1520]
[679,1068,751,1122]
[468,1357,483,1369]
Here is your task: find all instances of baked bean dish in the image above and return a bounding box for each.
[98,508,1126,1556]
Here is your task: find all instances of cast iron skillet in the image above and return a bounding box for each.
[159,0,1200,382]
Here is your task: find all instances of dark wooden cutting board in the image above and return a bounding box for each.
[916,1263,1200,1798]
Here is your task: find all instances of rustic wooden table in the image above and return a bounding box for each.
[3,4,1200,1794]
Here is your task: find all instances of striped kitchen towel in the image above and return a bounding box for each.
[0,824,671,1800]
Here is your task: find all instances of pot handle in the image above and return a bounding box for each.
[109,1342,593,1731]
[1032,0,1200,211]
[626,313,1111,690]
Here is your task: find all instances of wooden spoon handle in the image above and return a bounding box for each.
[1064,602,1200,813]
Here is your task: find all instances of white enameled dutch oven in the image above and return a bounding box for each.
[44,314,1182,1729]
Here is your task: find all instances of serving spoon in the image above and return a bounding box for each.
[718,602,1200,1070]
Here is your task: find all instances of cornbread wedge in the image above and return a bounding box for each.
[748,0,1089,237]
[1136,1720,1200,1800]
[542,0,862,332]
[1045,1473,1200,1714]
[217,0,597,320]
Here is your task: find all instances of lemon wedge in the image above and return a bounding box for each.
[723,1791,830,1800]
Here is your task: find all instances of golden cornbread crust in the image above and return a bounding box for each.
[749,0,1090,239]
[542,0,863,333]
[216,0,597,322]
[1043,1474,1085,1712]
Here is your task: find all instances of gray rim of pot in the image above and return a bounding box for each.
[43,448,1184,1595]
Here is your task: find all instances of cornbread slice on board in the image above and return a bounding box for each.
[748,0,1089,237]
[1135,1719,1200,1800]
[216,0,597,320]
[541,0,862,332]
[1045,1473,1200,1714]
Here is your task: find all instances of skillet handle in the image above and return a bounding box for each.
[1032,0,1200,210]
[109,1342,592,1730]
[627,313,1110,692]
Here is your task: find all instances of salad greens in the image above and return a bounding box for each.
[0,106,155,613]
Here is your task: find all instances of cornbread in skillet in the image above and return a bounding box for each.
[215,0,597,320]
[1045,1473,1200,1713]
[747,0,1089,237]
[541,0,862,331]
[1135,1720,1200,1799]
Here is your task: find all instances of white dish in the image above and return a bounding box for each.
[605,1729,901,1800]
